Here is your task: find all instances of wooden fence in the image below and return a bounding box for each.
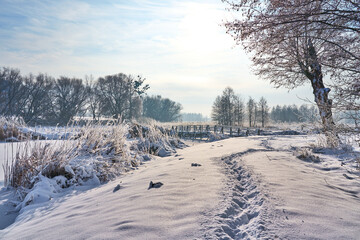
[170,125,263,139]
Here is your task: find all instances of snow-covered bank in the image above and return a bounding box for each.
[0,139,238,239]
[0,136,359,239]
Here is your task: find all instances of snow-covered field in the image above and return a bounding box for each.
[0,134,359,239]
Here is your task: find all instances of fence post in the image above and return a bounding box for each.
[230,127,232,137]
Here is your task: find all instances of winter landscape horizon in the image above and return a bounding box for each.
[0,0,359,239]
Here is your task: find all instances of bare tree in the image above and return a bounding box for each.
[222,87,236,125]
[247,97,255,127]
[53,77,88,125]
[96,73,130,120]
[253,100,259,127]
[0,67,26,116]
[85,75,101,121]
[96,73,149,121]
[211,96,224,124]
[22,73,54,124]
[211,87,236,125]
[233,94,245,126]
[223,0,360,144]
[127,75,149,120]
[259,97,269,127]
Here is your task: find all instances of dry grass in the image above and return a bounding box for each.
[131,120,183,156]
[4,140,78,189]
[3,121,179,190]
[0,116,25,141]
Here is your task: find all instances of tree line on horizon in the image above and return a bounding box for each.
[211,87,319,127]
[0,67,182,125]
[180,113,209,122]
[270,105,318,123]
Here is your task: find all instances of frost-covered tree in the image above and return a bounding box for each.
[259,97,269,127]
[223,0,360,144]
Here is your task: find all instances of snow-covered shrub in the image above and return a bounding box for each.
[207,132,228,142]
[72,122,132,182]
[313,132,357,152]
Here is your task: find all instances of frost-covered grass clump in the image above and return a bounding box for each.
[0,116,25,142]
[294,147,321,163]
[130,122,184,157]
[3,121,183,211]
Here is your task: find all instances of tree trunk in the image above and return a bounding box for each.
[306,39,339,147]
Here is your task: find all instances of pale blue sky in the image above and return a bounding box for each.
[0,0,314,116]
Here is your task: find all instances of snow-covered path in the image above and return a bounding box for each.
[1,136,359,239]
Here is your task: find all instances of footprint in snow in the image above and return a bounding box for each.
[113,184,121,193]
[191,163,202,167]
[148,181,163,190]
[343,173,355,180]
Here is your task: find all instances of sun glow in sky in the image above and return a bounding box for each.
[0,0,314,116]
